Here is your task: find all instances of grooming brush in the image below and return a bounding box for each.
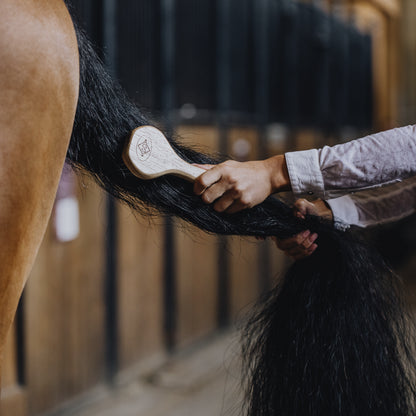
[123,126,205,182]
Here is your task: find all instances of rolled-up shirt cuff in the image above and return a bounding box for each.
[285,149,325,199]
[327,195,360,230]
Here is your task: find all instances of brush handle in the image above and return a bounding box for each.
[163,158,206,182]
[123,126,206,182]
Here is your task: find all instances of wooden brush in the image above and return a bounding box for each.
[123,126,205,182]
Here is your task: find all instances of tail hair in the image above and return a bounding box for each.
[67,18,416,416]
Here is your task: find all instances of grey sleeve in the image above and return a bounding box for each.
[326,176,416,228]
[285,125,416,199]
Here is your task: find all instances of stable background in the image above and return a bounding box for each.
[1,0,414,414]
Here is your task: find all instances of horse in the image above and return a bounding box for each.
[0,0,79,380]
[1,2,415,415]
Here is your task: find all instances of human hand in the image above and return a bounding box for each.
[193,155,290,213]
[291,198,333,222]
[273,199,333,260]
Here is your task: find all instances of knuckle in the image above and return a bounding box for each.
[199,175,210,188]
[222,162,233,173]
[227,173,238,185]
[295,198,307,206]
[239,196,250,206]
[233,181,242,190]
[201,179,210,188]
[201,193,212,204]
[223,160,236,168]
[295,234,304,244]
[302,239,312,249]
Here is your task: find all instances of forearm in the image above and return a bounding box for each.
[327,177,416,228]
[285,125,416,199]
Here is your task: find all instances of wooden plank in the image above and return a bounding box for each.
[227,127,262,319]
[399,0,416,123]
[63,180,107,393]
[0,386,27,416]
[175,125,220,157]
[174,225,219,346]
[0,323,27,416]
[294,129,322,152]
[228,235,260,320]
[367,0,400,17]
[351,3,392,130]
[24,178,106,415]
[2,323,18,389]
[267,238,288,286]
[174,126,219,347]
[264,127,292,290]
[117,205,165,371]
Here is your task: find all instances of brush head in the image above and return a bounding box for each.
[123,126,205,182]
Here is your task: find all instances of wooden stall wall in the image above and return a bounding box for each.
[350,0,400,129]
[116,206,165,378]
[1,1,402,415]
[1,178,107,416]
[226,128,262,320]
[392,0,416,322]
[25,179,107,415]
[399,0,416,124]
[0,127,274,416]
[1,324,27,416]
[174,126,220,348]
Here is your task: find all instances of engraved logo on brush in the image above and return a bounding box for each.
[136,136,152,161]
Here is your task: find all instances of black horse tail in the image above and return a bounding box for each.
[66,18,416,416]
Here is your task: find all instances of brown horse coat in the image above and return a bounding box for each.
[0,0,79,377]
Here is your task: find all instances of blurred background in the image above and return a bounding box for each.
[2,0,416,414]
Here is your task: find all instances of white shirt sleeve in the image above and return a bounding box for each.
[326,176,416,228]
[285,125,416,199]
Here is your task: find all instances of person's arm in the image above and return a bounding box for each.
[327,176,416,228]
[194,126,416,212]
[286,125,416,200]
[276,177,416,259]
[273,199,332,260]
[193,156,290,213]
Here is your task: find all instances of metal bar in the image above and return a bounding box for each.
[217,0,231,127]
[104,195,118,382]
[253,0,271,293]
[102,0,118,75]
[16,294,25,385]
[161,0,176,350]
[254,0,270,135]
[216,0,230,327]
[102,0,118,382]
[161,0,175,124]
[312,2,331,138]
